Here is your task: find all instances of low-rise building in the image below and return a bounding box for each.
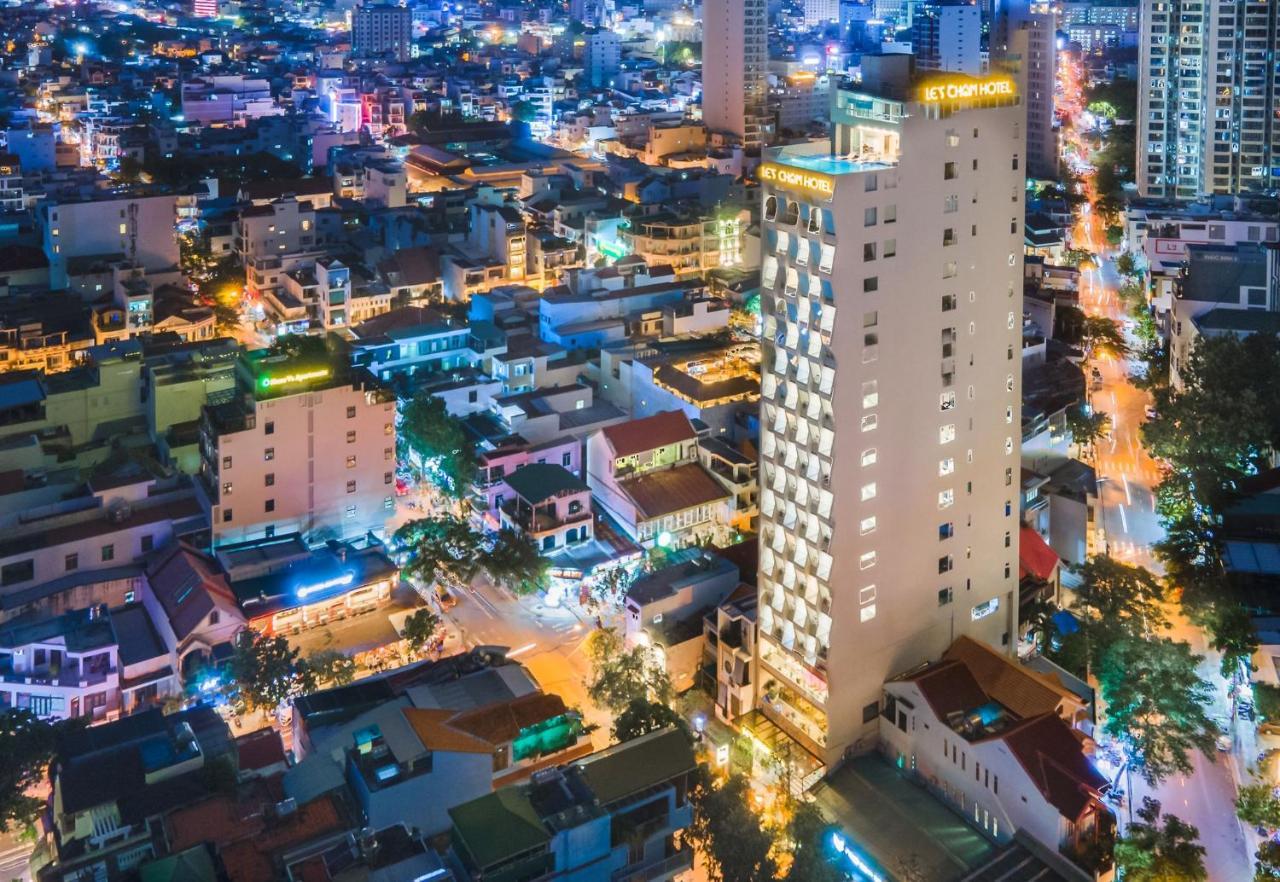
[196,342,396,547]
[472,435,581,531]
[448,728,697,882]
[587,410,732,548]
[499,463,594,553]
[879,637,1109,874]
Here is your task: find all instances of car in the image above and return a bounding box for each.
[436,588,458,611]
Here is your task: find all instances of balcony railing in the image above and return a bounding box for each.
[612,847,693,882]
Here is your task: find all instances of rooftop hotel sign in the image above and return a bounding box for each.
[920,76,1016,103]
[758,163,835,201]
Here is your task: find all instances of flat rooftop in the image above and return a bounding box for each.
[813,756,996,882]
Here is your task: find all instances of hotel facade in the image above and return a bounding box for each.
[756,56,1024,765]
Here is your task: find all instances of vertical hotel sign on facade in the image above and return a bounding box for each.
[758,163,836,202]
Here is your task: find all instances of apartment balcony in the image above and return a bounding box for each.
[0,665,116,689]
[612,845,694,882]
[501,500,591,534]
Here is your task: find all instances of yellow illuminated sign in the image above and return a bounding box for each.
[758,163,835,200]
[920,76,1017,104]
[259,367,331,389]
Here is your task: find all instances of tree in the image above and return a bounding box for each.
[399,392,477,498]
[510,100,538,122]
[1071,555,1168,671]
[1097,636,1217,785]
[395,516,482,593]
[1204,601,1258,678]
[1065,404,1111,451]
[1081,315,1128,359]
[1113,797,1207,882]
[1257,683,1280,724]
[688,770,777,882]
[402,607,442,655]
[483,528,550,596]
[1256,840,1280,881]
[305,649,356,687]
[786,802,842,882]
[0,710,60,834]
[1115,251,1139,278]
[584,627,673,714]
[228,630,309,712]
[1236,780,1280,832]
[612,698,689,743]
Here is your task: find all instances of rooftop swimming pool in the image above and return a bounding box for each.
[771,148,893,175]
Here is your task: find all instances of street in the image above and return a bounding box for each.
[442,574,615,749]
[1062,51,1255,879]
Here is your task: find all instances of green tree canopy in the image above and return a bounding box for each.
[401,607,442,655]
[0,710,62,834]
[1071,555,1168,671]
[482,528,550,596]
[399,392,477,498]
[786,802,842,882]
[1081,315,1128,359]
[1065,404,1111,451]
[612,698,690,744]
[584,627,674,714]
[395,515,483,592]
[1114,797,1206,882]
[1097,636,1217,785]
[305,649,357,688]
[688,770,777,882]
[228,630,310,712]
[1237,779,1280,832]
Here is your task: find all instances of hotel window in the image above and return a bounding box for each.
[943,261,957,278]
[944,161,957,180]
[223,509,233,523]
[347,406,357,418]
[942,294,957,311]
[861,414,877,432]
[101,544,115,562]
[1005,437,1014,455]
[819,243,836,272]
[939,522,954,540]
[1004,530,1012,548]
[347,455,358,468]
[859,551,877,570]
[939,458,954,476]
[384,423,393,435]
[863,277,878,293]
[265,499,275,513]
[1005,406,1013,424]
[861,448,877,467]
[385,472,394,485]
[265,421,275,435]
[860,585,877,605]
[222,482,232,496]
[884,205,896,223]
[764,195,778,221]
[1006,375,1015,392]
[938,587,954,606]
[863,381,878,408]
[1007,311,1016,330]
[939,424,956,444]
[65,553,78,572]
[940,391,955,411]
[944,194,959,213]
[863,242,877,261]
[860,516,877,535]
[222,456,232,469]
[939,555,953,574]
[861,483,877,502]
[883,239,896,257]
[864,207,877,226]
[347,430,357,444]
[939,489,955,509]
[265,473,275,487]
[346,505,357,518]
[265,447,275,461]
[346,480,357,493]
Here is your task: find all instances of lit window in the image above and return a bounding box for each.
[118,223,127,235]
[1005,437,1014,455]
[860,585,877,605]
[939,458,954,476]
[939,489,955,509]
[940,391,955,411]
[346,480,357,493]
[861,448,877,467]
[222,482,232,496]
[861,483,877,502]
[861,414,878,432]
[859,551,877,570]
[222,456,232,469]
[860,516,877,535]
[860,604,877,622]
[1006,375,1015,392]
[347,455,357,468]
[1005,406,1013,424]
[939,424,956,444]
[862,380,878,409]
[345,505,357,518]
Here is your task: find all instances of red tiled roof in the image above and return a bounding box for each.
[601,410,696,459]
[236,728,286,772]
[1019,525,1060,583]
[217,795,344,882]
[1001,713,1108,821]
[621,463,729,520]
[146,542,237,641]
[943,635,1076,718]
[902,660,990,720]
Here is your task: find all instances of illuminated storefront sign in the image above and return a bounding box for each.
[297,571,355,599]
[259,367,331,389]
[830,833,886,882]
[758,163,835,200]
[920,76,1017,104]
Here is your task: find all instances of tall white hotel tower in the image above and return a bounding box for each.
[756,54,1024,765]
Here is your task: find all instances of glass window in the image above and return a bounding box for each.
[860,516,877,535]
[861,483,877,501]
[862,448,877,467]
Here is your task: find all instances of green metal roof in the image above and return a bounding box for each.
[502,463,589,503]
[579,727,696,806]
[449,785,551,869]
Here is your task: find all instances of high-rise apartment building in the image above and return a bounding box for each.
[992,0,1057,179]
[912,1,983,76]
[353,2,413,63]
[702,0,771,149]
[756,55,1023,764]
[583,30,621,88]
[1138,0,1280,199]
[803,0,841,26]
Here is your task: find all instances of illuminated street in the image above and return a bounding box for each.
[1060,48,1254,881]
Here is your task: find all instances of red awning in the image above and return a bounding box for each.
[1020,525,1060,582]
